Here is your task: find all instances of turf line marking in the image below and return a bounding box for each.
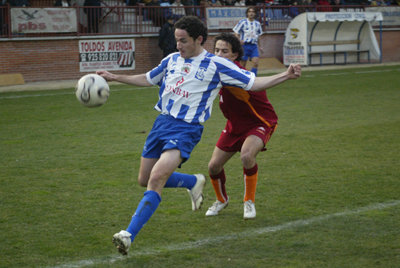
[3,67,400,100]
[0,92,73,99]
[0,87,151,100]
[50,199,400,268]
[355,69,394,74]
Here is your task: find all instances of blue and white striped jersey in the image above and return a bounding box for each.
[233,18,263,44]
[146,49,255,124]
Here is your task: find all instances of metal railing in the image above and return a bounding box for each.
[0,4,372,39]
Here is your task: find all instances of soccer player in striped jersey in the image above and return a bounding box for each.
[233,7,263,75]
[97,16,301,255]
[206,33,278,219]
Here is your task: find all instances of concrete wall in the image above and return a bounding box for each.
[1,30,399,83]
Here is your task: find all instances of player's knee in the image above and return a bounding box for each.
[137,175,148,187]
[208,160,221,176]
[251,57,259,66]
[148,169,171,186]
[240,151,256,168]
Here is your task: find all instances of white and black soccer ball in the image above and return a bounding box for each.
[75,74,110,107]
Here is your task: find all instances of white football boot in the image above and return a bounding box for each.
[243,200,256,219]
[205,199,229,216]
[187,174,206,211]
[112,230,132,255]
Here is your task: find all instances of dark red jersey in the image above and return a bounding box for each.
[218,62,278,135]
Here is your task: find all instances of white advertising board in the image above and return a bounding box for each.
[11,8,77,33]
[206,7,247,30]
[79,39,135,72]
[283,14,308,65]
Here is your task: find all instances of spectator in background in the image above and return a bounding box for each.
[317,0,332,11]
[302,0,317,12]
[197,0,210,19]
[171,0,186,18]
[148,0,163,26]
[126,0,138,6]
[54,0,71,6]
[159,0,170,7]
[0,0,6,36]
[9,0,29,6]
[224,0,236,5]
[245,0,258,5]
[235,0,246,6]
[370,0,390,5]
[142,0,152,5]
[208,0,223,6]
[158,16,177,57]
[160,0,171,20]
[141,0,152,21]
[84,0,102,33]
[182,0,196,16]
[288,0,300,18]
[331,0,343,11]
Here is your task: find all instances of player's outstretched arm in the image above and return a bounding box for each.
[96,70,152,87]
[250,64,301,92]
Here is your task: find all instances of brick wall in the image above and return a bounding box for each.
[0,38,165,82]
[1,30,399,83]
[376,31,400,63]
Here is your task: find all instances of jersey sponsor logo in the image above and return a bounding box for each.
[195,67,207,81]
[165,84,189,98]
[176,77,184,87]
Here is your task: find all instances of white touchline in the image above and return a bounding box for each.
[0,87,151,100]
[2,67,400,100]
[50,199,400,268]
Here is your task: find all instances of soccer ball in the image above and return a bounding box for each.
[75,74,110,107]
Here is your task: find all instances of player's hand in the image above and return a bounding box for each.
[287,64,301,79]
[96,70,115,82]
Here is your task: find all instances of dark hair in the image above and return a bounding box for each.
[174,16,208,45]
[214,33,243,61]
[246,6,257,16]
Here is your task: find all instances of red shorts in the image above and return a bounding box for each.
[216,124,277,152]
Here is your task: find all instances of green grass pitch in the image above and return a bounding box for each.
[0,65,399,267]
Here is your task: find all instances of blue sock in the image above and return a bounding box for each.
[164,172,196,189]
[251,67,258,75]
[126,190,161,242]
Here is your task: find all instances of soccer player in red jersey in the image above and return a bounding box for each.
[206,33,278,219]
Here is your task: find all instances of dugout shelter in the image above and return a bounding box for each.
[283,12,383,66]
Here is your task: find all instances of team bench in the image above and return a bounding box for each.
[308,40,370,65]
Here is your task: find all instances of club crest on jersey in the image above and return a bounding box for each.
[180,63,191,75]
[195,67,206,81]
